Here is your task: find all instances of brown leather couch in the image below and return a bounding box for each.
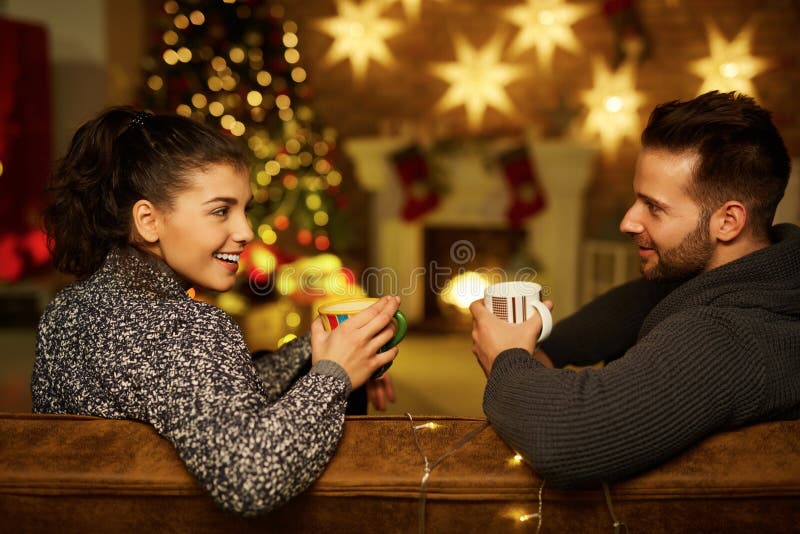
[1,413,798,533]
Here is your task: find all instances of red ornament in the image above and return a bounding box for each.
[0,234,23,282]
[22,228,49,266]
[297,229,313,246]
[314,235,330,251]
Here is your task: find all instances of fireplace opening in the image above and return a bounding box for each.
[421,226,527,332]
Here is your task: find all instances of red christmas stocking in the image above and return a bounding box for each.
[603,0,651,67]
[391,145,440,221]
[499,147,546,229]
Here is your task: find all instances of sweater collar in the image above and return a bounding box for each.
[639,223,800,339]
[98,246,192,300]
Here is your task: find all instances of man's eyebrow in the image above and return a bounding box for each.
[637,193,667,207]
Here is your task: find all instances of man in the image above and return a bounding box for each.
[469,91,800,488]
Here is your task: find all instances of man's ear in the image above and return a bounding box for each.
[131,200,160,243]
[711,201,747,243]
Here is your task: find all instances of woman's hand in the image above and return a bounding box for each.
[310,296,401,390]
[366,373,396,411]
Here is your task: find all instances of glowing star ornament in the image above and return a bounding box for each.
[431,33,526,130]
[316,0,403,83]
[381,0,446,21]
[503,0,594,67]
[690,22,771,99]
[581,58,646,156]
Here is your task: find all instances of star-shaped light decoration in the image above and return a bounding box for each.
[690,22,771,99]
[580,58,646,156]
[431,33,526,130]
[315,0,404,83]
[382,0,446,21]
[503,0,594,67]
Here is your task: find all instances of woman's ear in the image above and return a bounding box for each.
[131,200,160,243]
[711,201,747,243]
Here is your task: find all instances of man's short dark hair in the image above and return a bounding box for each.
[641,91,791,238]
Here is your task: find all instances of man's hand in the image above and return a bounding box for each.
[366,373,395,411]
[469,299,553,377]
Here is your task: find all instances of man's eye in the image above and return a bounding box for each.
[645,201,661,214]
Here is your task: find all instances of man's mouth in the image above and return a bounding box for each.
[213,253,240,264]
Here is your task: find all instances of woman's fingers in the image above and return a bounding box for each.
[343,296,395,329]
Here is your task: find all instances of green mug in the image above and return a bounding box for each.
[318,297,407,379]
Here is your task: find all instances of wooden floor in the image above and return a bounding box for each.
[0,328,487,417]
[368,331,486,417]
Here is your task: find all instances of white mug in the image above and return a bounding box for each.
[484,281,552,343]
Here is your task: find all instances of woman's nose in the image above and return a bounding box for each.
[233,214,255,244]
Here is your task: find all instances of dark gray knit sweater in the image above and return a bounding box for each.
[32,247,352,515]
[484,223,800,487]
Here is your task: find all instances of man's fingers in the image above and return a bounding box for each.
[383,375,396,403]
[468,298,486,317]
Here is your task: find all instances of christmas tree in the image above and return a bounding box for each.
[140,0,363,345]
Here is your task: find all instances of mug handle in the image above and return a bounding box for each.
[373,311,407,380]
[528,300,552,343]
[381,310,407,350]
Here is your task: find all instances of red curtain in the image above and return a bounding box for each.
[0,18,51,280]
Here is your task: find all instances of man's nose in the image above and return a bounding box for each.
[619,204,644,234]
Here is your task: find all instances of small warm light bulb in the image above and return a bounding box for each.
[605,95,623,113]
[514,454,523,462]
[519,513,539,522]
[414,422,439,430]
[277,333,298,347]
[348,21,365,38]
[538,10,554,26]
[719,62,739,78]
[286,312,301,327]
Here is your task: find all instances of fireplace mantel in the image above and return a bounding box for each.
[344,134,598,324]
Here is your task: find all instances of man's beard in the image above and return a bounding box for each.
[635,214,715,281]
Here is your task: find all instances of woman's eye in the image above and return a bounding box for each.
[212,207,229,217]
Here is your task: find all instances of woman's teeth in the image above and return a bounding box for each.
[213,253,240,263]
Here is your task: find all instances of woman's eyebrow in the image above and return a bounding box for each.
[203,196,237,205]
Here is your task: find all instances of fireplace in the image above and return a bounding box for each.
[422,226,527,331]
[344,133,597,326]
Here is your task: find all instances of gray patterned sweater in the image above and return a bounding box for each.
[485,223,800,487]
[32,246,352,516]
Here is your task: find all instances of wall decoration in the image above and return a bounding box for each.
[503,0,594,68]
[315,0,404,83]
[430,32,526,130]
[580,58,645,156]
[382,0,447,21]
[602,0,651,67]
[690,21,771,100]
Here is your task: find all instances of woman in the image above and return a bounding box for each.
[32,106,399,515]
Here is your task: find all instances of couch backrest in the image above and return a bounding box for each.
[1,413,798,533]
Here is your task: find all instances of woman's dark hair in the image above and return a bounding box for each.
[45,106,247,278]
[641,91,791,238]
